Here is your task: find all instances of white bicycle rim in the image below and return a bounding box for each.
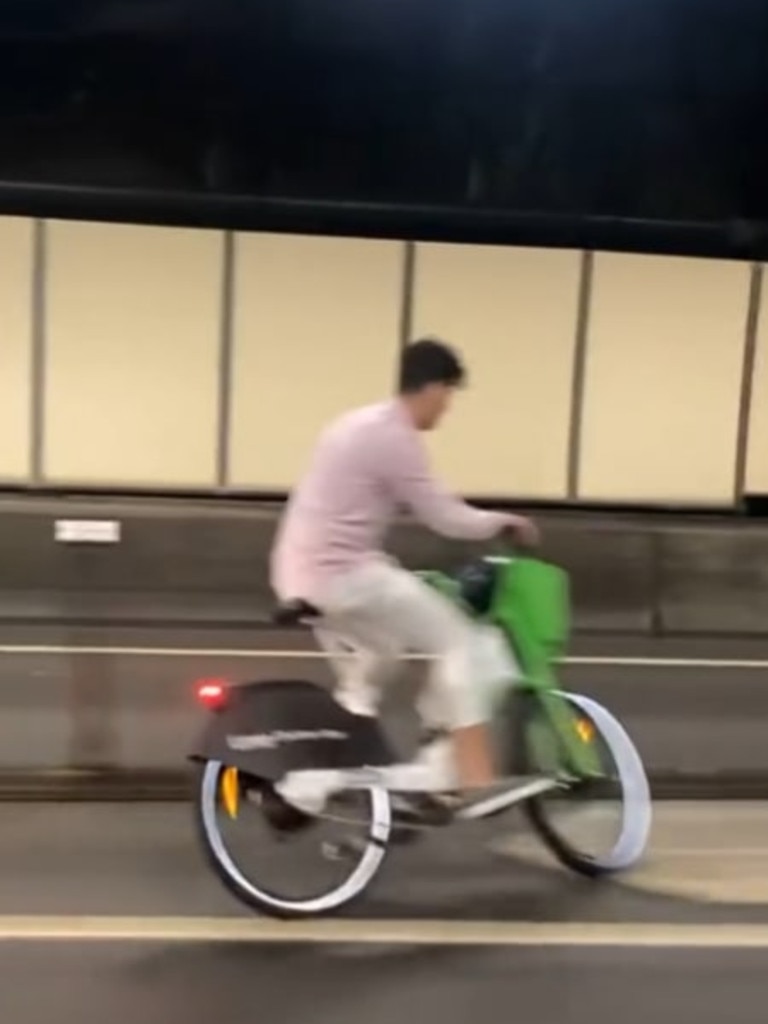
[556,691,652,870]
[199,760,392,917]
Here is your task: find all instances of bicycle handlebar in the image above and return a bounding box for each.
[485,541,538,564]
[492,522,541,554]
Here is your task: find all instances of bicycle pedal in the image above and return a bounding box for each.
[322,837,368,862]
[257,785,316,835]
[389,793,457,843]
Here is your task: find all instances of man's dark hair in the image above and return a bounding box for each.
[398,338,466,393]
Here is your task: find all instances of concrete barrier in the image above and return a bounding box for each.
[0,496,663,632]
[2,495,768,637]
[659,527,768,635]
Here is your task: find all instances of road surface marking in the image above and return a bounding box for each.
[0,644,768,670]
[3,916,768,947]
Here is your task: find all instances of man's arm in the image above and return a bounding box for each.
[387,425,526,541]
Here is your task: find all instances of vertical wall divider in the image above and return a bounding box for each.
[396,240,417,389]
[566,249,594,499]
[733,261,763,504]
[29,218,48,484]
[215,229,236,489]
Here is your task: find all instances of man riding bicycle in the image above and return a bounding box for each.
[270,338,539,823]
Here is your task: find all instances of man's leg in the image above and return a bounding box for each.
[451,724,497,789]
[323,561,499,792]
[313,624,400,719]
[272,605,405,816]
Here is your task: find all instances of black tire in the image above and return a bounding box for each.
[515,691,652,877]
[193,761,392,919]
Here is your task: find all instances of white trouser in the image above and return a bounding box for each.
[313,560,515,730]
[276,560,519,813]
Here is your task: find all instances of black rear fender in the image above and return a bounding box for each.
[189,679,396,782]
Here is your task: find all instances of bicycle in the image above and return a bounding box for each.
[189,553,652,919]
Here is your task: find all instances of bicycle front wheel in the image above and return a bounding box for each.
[195,761,392,918]
[522,691,652,876]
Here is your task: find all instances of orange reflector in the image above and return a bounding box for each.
[575,718,595,743]
[221,767,239,819]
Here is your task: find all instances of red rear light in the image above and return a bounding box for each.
[195,679,228,710]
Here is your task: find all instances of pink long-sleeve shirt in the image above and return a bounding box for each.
[270,399,508,603]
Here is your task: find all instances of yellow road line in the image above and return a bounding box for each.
[2,917,768,948]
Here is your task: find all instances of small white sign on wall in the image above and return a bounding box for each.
[54,520,122,544]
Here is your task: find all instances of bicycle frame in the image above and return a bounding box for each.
[419,556,603,779]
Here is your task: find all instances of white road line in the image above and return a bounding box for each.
[567,656,768,669]
[648,848,768,857]
[507,846,768,858]
[3,916,768,947]
[0,645,767,670]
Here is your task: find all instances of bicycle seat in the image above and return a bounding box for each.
[272,598,321,627]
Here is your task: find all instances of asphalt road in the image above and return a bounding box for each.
[3,802,768,1024]
[1,801,768,920]
[6,943,768,1024]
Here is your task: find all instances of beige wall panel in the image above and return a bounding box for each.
[44,221,222,486]
[0,217,34,479]
[745,267,768,493]
[228,233,402,489]
[579,253,750,503]
[412,243,581,497]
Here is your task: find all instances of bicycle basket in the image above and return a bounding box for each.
[491,557,570,657]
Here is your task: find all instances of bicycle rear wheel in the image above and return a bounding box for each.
[195,760,392,918]
[520,691,652,876]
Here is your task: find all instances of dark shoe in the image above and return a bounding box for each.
[389,792,458,844]
[256,783,315,835]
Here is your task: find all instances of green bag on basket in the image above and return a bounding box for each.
[490,556,571,666]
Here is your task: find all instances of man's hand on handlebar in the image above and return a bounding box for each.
[500,514,540,549]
